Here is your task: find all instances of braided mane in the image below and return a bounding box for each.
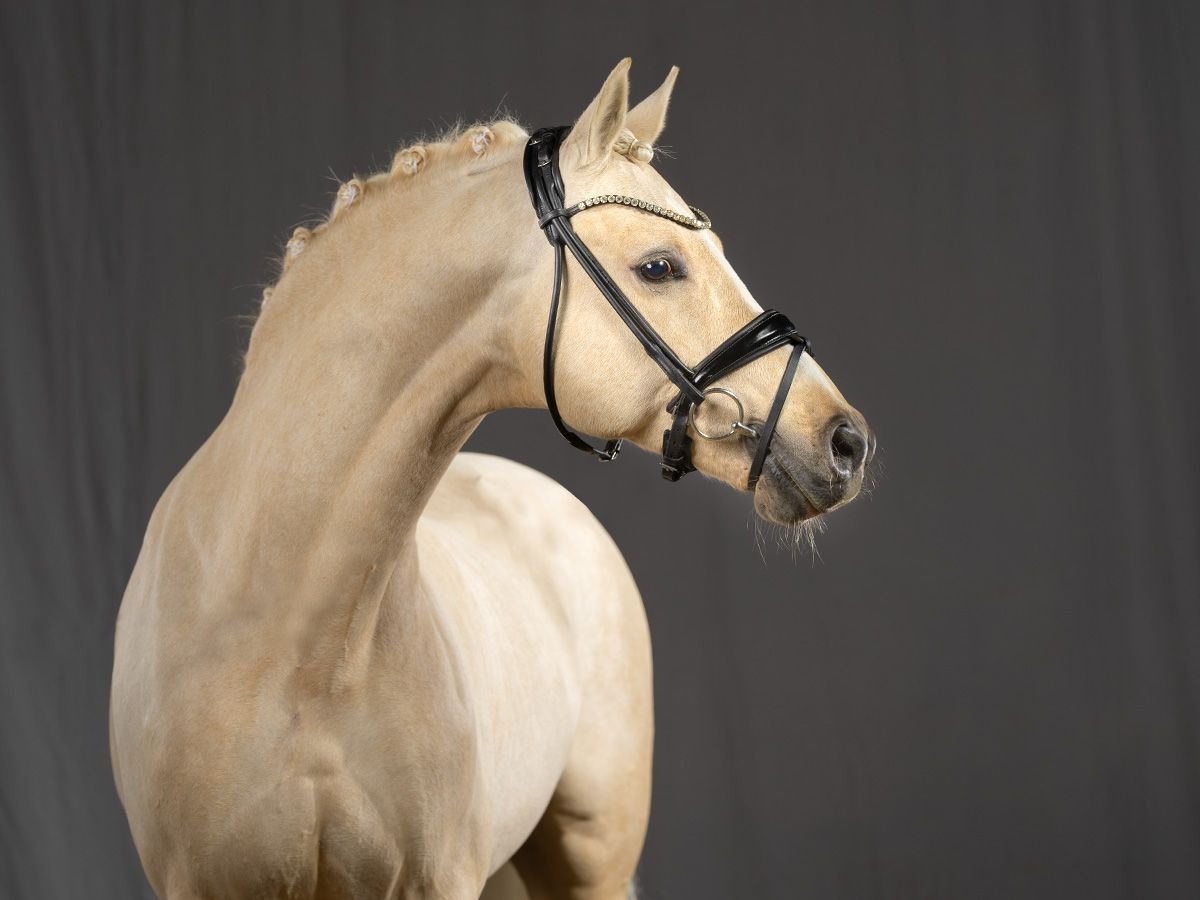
[253,118,657,319]
[258,119,528,308]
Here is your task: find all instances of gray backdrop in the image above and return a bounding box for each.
[2,2,1198,898]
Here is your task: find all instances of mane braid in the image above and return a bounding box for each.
[249,118,529,325]
[244,115,661,360]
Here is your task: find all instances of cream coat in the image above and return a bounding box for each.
[110,60,869,899]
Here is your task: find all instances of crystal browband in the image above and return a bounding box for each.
[570,195,711,230]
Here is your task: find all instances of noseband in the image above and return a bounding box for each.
[522,126,808,489]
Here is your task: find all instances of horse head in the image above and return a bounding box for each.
[531,59,873,525]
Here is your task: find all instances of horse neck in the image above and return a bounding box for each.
[201,152,545,677]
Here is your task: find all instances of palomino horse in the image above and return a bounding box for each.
[110,59,872,899]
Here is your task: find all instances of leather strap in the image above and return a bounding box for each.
[525,127,701,402]
[747,340,806,489]
[661,313,807,482]
[670,311,802,408]
[543,242,621,461]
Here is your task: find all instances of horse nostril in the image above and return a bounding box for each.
[829,422,868,481]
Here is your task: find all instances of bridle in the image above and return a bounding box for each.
[523,125,809,489]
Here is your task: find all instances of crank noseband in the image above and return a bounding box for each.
[522,125,808,489]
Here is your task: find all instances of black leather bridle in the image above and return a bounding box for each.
[523,125,808,489]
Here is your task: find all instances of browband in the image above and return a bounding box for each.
[523,125,808,488]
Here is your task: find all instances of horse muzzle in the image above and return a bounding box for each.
[750,417,874,524]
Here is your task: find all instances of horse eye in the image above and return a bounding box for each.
[639,258,674,281]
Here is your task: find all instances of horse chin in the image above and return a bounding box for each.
[751,454,826,526]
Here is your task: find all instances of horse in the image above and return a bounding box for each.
[109,58,873,900]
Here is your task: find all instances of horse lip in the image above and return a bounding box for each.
[761,451,825,517]
[747,425,826,518]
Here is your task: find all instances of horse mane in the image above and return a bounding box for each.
[232,119,530,371]
[251,118,530,315]
[244,115,657,353]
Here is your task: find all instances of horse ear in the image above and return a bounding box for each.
[563,58,631,168]
[625,66,679,146]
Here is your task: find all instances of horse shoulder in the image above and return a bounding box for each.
[415,451,648,730]
[422,451,635,594]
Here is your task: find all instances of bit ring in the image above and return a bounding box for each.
[689,387,759,441]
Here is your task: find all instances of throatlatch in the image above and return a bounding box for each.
[522,126,808,489]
